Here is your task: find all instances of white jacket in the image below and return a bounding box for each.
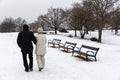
[35,34,47,55]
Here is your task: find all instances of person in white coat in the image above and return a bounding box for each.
[35,28,47,71]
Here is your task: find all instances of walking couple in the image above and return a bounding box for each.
[17,24,47,72]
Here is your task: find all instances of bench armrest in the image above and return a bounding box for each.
[59,43,65,46]
[67,45,74,48]
[86,51,95,55]
[74,47,80,50]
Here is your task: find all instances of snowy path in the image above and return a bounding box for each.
[0,32,120,80]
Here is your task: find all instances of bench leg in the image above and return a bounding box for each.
[86,55,88,61]
[72,52,74,56]
[95,57,97,61]
[72,49,75,56]
[67,48,68,52]
[53,44,55,47]
[64,48,66,51]
[58,45,61,49]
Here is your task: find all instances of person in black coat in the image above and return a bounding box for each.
[17,24,37,72]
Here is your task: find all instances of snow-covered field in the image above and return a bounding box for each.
[0,30,120,80]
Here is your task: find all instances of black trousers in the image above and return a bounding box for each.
[22,51,33,70]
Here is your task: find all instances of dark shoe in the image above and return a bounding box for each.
[25,69,29,72]
[30,68,33,71]
[39,68,42,71]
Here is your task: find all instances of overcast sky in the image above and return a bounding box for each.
[0,0,79,23]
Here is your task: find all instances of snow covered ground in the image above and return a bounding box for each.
[0,30,120,80]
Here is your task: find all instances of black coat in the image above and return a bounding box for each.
[17,29,37,53]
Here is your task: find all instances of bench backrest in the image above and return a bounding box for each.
[53,39,61,41]
[80,45,99,55]
[81,45,99,51]
[53,38,61,43]
[65,41,77,47]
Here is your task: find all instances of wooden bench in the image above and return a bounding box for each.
[59,41,77,52]
[72,45,99,61]
[48,38,61,47]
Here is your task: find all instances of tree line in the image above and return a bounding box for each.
[0,0,120,43]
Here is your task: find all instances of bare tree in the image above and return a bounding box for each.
[15,17,27,31]
[66,2,94,37]
[85,0,119,42]
[37,15,46,30]
[110,8,120,35]
[39,7,65,34]
[65,8,78,37]
[0,17,16,32]
[70,3,88,39]
[82,1,94,34]
[29,21,39,32]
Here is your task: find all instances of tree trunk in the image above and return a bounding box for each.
[98,28,102,43]
[86,28,89,34]
[80,30,85,39]
[75,27,77,37]
[115,27,118,35]
[81,34,85,39]
[55,28,57,34]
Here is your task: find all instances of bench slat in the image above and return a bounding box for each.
[81,45,99,51]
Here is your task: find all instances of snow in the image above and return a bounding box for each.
[0,30,120,80]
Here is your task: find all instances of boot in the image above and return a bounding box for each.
[39,68,42,71]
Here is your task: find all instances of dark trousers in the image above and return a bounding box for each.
[22,51,33,70]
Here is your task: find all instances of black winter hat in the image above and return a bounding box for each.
[23,24,29,29]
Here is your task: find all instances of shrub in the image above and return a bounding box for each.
[68,34,73,38]
[90,37,98,42]
[49,32,55,34]
[59,28,68,33]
